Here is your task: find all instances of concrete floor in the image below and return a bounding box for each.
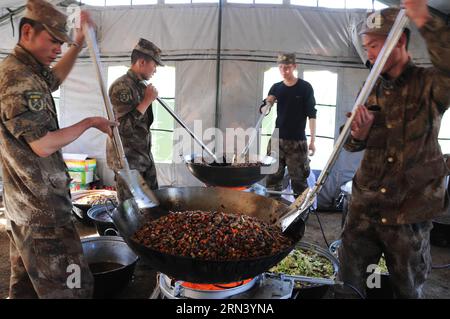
[0,209,449,299]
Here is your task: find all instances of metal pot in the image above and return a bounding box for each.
[87,204,119,236]
[183,154,277,187]
[81,236,139,298]
[110,186,305,284]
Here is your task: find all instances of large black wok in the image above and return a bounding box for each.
[183,154,277,187]
[110,187,306,283]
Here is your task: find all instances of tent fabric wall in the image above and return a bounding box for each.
[99,6,219,56]
[0,3,436,208]
[58,63,114,186]
[172,59,217,187]
[218,60,264,154]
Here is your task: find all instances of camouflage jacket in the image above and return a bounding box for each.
[106,69,155,172]
[344,17,450,225]
[0,45,72,227]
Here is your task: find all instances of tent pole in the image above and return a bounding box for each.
[214,0,223,130]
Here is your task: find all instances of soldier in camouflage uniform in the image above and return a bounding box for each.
[0,0,115,298]
[261,53,317,197]
[106,38,163,202]
[337,1,450,298]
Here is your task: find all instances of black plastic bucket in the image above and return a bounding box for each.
[431,214,450,247]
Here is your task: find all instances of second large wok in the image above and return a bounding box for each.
[110,187,305,283]
[183,154,277,187]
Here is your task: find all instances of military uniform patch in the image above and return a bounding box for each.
[25,91,45,112]
[119,90,132,103]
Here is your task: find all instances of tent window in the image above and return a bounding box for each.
[227,0,253,3]
[52,88,61,123]
[439,112,450,155]
[83,0,106,6]
[318,0,345,8]
[260,67,337,171]
[290,0,317,6]
[303,70,337,170]
[255,0,282,4]
[165,0,219,3]
[132,0,158,4]
[290,0,388,9]
[105,0,131,5]
[165,0,191,3]
[228,0,282,4]
[107,65,176,163]
[345,0,388,9]
[192,0,219,2]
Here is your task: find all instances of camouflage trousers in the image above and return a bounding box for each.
[115,164,159,202]
[266,138,310,197]
[6,220,94,299]
[337,216,433,299]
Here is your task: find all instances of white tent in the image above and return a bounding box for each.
[0,0,447,208]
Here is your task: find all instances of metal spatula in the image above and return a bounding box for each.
[275,9,410,234]
[83,25,160,209]
[155,97,219,163]
[239,103,273,161]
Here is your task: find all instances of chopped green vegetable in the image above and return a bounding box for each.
[270,248,335,288]
[376,255,388,274]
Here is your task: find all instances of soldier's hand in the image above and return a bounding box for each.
[308,140,316,156]
[75,11,95,47]
[259,100,268,114]
[144,84,158,105]
[402,0,431,29]
[259,100,274,116]
[91,117,118,138]
[349,105,374,141]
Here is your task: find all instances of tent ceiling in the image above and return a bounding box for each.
[1,0,449,13]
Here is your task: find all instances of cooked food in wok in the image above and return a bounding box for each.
[74,193,118,206]
[270,248,334,288]
[132,210,293,261]
[196,156,267,167]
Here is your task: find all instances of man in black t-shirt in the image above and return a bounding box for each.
[260,53,317,197]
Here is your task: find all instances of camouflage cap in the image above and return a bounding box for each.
[359,7,409,36]
[134,38,164,66]
[277,53,296,65]
[24,0,72,44]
